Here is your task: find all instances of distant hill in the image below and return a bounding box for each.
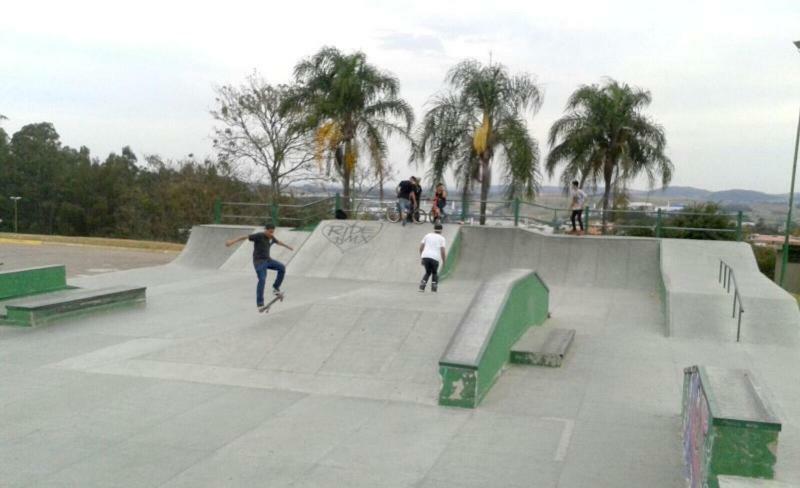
[633,186,712,200]
[707,189,786,204]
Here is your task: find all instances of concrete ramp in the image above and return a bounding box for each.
[220,227,310,272]
[288,220,459,283]
[661,239,799,344]
[171,224,258,269]
[451,226,661,291]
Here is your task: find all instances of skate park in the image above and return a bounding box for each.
[1,219,799,487]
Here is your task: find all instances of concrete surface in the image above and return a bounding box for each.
[0,241,177,278]
[170,225,258,270]
[661,239,799,345]
[451,226,661,291]
[288,220,459,282]
[1,221,799,487]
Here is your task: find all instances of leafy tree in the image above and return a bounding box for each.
[752,244,776,279]
[413,60,542,224]
[547,79,673,231]
[211,74,319,204]
[9,123,67,233]
[664,203,736,240]
[290,46,414,205]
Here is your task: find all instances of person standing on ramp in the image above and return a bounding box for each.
[225,223,294,311]
[569,180,587,235]
[419,223,447,293]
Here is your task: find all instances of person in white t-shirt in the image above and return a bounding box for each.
[569,180,587,235]
[419,223,447,293]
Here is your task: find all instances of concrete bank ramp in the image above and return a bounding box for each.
[171,225,259,269]
[220,227,310,272]
[661,239,799,344]
[451,226,661,291]
[288,220,459,283]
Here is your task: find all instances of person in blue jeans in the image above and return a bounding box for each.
[226,223,294,311]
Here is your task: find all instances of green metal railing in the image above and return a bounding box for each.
[450,196,746,241]
[213,196,336,228]
[214,194,757,242]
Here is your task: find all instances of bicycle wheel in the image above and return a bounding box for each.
[386,206,401,223]
[412,209,427,224]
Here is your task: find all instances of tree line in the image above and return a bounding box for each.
[1,45,674,238]
[0,121,266,241]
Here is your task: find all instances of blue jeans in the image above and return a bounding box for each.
[397,198,412,223]
[254,259,285,306]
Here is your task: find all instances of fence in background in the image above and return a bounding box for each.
[214,194,753,241]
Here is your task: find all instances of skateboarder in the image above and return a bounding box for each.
[419,223,447,293]
[225,223,294,312]
[569,180,587,235]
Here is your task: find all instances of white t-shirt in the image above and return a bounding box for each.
[570,188,587,209]
[421,233,446,262]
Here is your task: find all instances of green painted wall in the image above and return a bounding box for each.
[475,275,549,403]
[438,229,461,282]
[0,265,67,300]
[439,272,549,408]
[708,425,779,487]
[683,366,782,488]
[438,365,478,408]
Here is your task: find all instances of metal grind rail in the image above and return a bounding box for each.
[718,259,745,342]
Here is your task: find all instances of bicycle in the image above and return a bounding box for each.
[386,202,427,224]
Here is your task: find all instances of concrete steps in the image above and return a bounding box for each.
[510,327,575,367]
[1,285,146,327]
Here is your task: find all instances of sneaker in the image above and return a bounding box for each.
[273,288,282,296]
[257,304,267,312]
[418,283,426,292]
[431,283,438,293]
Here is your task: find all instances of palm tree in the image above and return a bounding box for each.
[547,79,673,231]
[290,47,414,206]
[412,60,543,224]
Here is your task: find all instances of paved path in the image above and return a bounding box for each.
[0,241,177,278]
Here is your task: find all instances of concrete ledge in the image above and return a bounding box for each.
[0,264,68,300]
[438,269,549,408]
[3,285,147,327]
[718,476,797,487]
[510,327,574,367]
[683,365,782,488]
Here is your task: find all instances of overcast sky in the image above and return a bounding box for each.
[1,0,799,193]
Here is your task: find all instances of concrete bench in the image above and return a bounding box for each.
[0,265,68,300]
[510,327,575,367]
[718,476,797,487]
[438,269,549,408]
[2,285,147,327]
[683,365,782,488]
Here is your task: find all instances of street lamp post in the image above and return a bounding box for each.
[9,196,21,233]
[779,41,800,288]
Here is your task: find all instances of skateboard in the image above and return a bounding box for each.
[260,292,285,313]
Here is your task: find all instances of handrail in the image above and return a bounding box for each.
[718,259,745,342]
[221,196,335,209]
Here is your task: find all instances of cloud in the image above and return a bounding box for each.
[378,32,445,55]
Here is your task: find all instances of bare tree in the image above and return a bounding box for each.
[350,160,399,214]
[211,73,321,203]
